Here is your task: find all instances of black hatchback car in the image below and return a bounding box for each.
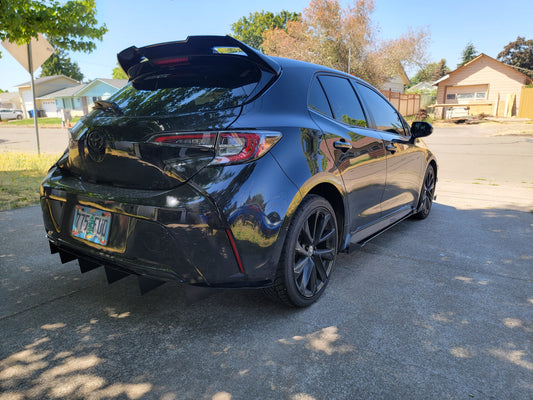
[40,35,437,307]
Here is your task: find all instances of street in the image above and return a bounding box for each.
[0,126,69,154]
[0,122,532,399]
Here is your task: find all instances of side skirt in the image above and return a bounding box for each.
[344,206,415,252]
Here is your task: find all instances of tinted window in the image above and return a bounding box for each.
[308,79,332,118]
[355,84,406,135]
[318,76,367,127]
[108,57,261,117]
[110,84,255,117]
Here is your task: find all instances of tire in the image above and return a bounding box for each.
[265,195,338,307]
[16,115,22,120]
[414,164,436,219]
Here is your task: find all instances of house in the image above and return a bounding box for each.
[39,78,128,117]
[14,75,80,118]
[434,54,532,119]
[39,83,87,118]
[380,67,411,93]
[0,92,23,109]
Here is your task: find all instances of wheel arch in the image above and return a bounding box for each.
[306,182,345,250]
[429,158,438,181]
[279,178,347,256]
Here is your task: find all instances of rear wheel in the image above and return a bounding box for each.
[414,165,436,219]
[16,115,22,120]
[266,195,338,307]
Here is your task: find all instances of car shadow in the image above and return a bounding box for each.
[0,203,532,399]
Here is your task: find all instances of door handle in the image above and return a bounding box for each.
[386,144,397,154]
[334,140,352,150]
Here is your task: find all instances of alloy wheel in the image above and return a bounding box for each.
[292,207,337,297]
[417,166,435,218]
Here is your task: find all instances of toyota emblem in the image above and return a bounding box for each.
[86,130,106,162]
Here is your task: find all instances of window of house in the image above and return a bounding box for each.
[457,93,475,100]
[475,92,486,99]
[446,94,456,100]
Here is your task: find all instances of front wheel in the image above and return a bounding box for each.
[266,195,338,307]
[414,164,436,219]
[16,115,22,120]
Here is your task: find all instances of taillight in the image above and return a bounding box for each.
[153,133,217,146]
[150,131,282,165]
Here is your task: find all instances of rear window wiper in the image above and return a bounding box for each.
[93,100,123,116]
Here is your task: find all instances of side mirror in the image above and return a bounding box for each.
[411,121,433,139]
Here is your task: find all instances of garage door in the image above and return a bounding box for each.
[40,100,58,117]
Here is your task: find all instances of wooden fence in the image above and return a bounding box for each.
[380,89,421,117]
[518,87,533,119]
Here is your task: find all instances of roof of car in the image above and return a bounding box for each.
[269,55,367,83]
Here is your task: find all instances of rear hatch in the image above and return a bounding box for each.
[64,36,280,190]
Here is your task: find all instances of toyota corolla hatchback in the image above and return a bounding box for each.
[40,35,437,307]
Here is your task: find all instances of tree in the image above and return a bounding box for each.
[262,0,429,87]
[497,36,533,77]
[112,64,127,80]
[231,10,300,51]
[0,0,107,56]
[458,42,478,67]
[40,49,83,81]
[411,59,450,85]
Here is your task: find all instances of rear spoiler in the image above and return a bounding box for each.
[117,35,281,80]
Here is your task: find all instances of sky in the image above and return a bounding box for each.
[1,0,532,92]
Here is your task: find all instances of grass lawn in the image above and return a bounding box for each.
[0,152,60,211]
[1,116,81,127]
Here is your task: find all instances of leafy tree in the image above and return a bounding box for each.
[497,36,533,77]
[411,59,450,85]
[458,42,478,67]
[0,0,107,56]
[262,0,429,87]
[112,64,127,80]
[231,10,300,51]
[40,48,83,81]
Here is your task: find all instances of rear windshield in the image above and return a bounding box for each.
[108,56,261,117]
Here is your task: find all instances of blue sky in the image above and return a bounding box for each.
[1,0,532,92]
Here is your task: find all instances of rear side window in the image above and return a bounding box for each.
[308,79,332,118]
[108,56,262,117]
[355,84,406,135]
[318,75,367,127]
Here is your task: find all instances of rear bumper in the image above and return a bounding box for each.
[40,167,267,287]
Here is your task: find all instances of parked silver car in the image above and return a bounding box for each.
[0,109,23,120]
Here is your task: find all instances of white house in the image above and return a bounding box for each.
[380,67,411,93]
[15,76,128,118]
[39,78,128,117]
[14,75,79,118]
[0,92,22,109]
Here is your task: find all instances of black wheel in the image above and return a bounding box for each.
[414,165,436,219]
[266,195,338,307]
[16,115,22,120]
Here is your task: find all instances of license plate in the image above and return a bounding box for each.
[72,205,111,246]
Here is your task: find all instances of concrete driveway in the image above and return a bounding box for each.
[0,122,532,399]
